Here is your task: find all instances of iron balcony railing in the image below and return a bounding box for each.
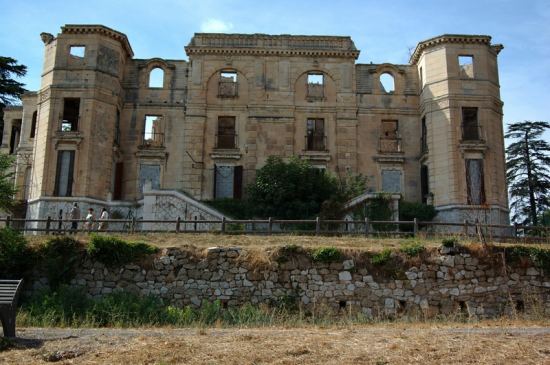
[461,125,485,142]
[305,134,327,151]
[215,133,238,149]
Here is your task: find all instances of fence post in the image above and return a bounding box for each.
[364,217,369,237]
[463,220,468,236]
[268,217,273,236]
[413,218,418,237]
[5,215,11,228]
[514,223,518,238]
[176,216,181,233]
[315,217,320,236]
[46,216,51,235]
[131,217,136,234]
[194,216,198,232]
[221,216,226,234]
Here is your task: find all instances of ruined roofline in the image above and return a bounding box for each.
[61,24,134,58]
[409,34,497,64]
[186,32,359,59]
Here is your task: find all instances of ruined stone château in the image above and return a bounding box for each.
[0,25,509,225]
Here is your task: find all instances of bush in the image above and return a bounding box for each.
[506,246,550,274]
[274,244,302,263]
[204,198,253,219]
[399,241,425,257]
[365,194,395,231]
[38,237,82,289]
[0,227,34,279]
[442,238,458,248]
[311,247,342,263]
[87,235,158,266]
[399,201,437,222]
[371,248,392,266]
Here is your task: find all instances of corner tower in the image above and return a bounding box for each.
[28,25,133,218]
[411,35,508,224]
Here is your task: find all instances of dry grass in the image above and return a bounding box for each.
[3,321,550,364]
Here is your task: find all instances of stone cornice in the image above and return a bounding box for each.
[186,33,359,59]
[61,24,134,58]
[409,34,494,64]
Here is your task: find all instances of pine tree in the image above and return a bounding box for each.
[505,121,550,225]
[0,56,27,106]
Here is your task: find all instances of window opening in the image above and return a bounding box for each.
[462,107,479,140]
[143,115,163,147]
[419,66,424,88]
[30,111,37,138]
[380,120,400,152]
[459,55,474,78]
[9,120,21,154]
[466,159,485,205]
[421,165,429,204]
[306,118,325,151]
[148,67,164,88]
[61,98,80,132]
[219,71,238,97]
[217,116,236,149]
[421,116,428,153]
[54,150,75,197]
[114,109,121,145]
[380,73,395,94]
[307,73,324,99]
[69,46,85,58]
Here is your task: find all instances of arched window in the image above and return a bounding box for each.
[379,73,395,94]
[30,111,37,138]
[149,67,164,88]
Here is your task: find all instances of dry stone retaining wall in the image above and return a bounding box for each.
[30,247,550,318]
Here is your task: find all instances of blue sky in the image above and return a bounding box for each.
[1,0,549,134]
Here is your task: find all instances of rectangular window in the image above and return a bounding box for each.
[459,55,474,78]
[114,110,120,146]
[216,116,236,149]
[214,165,243,199]
[421,165,429,204]
[69,46,85,58]
[419,66,424,89]
[421,116,428,153]
[218,71,238,97]
[61,98,80,131]
[379,120,400,152]
[306,118,325,151]
[113,162,123,200]
[143,115,163,147]
[462,107,480,140]
[307,73,324,99]
[466,159,485,205]
[54,150,75,197]
[381,170,402,193]
[9,120,21,154]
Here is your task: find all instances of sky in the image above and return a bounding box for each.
[1,0,549,137]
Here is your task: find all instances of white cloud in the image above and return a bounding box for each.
[200,18,234,33]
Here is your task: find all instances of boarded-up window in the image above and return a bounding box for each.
[61,98,80,131]
[466,159,485,205]
[214,165,243,199]
[217,116,236,149]
[139,164,160,192]
[54,150,75,196]
[462,107,479,140]
[459,55,474,78]
[381,170,402,193]
[306,118,325,151]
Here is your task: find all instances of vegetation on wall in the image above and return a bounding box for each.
[0,227,34,279]
[86,234,158,266]
[365,193,394,231]
[0,153,17,213]
[38,236,82,289]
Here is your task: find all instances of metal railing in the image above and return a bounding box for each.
[379,137,402,153]
[215,133,238,149]
[1,216,548,241]
[461,124,484,142]
[305,135,327,151]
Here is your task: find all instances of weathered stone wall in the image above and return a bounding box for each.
[30,247,550,318]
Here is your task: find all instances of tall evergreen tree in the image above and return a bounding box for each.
[0,56,27,107]
[505,121,550,225]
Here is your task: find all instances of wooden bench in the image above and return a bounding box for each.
[0,279,23,338]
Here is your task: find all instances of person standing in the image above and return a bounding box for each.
[98,208,109,231]
[69,203,80,233]
[85,208,95,232]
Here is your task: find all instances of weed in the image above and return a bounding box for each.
[505,246,550,274]
[311,247,342,263]
[442,238,458,248]
[399,241,425,257]
[371,248,392,266]
[275,244,302,263]
[87,234,158,266]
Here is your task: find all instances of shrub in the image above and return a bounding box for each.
[506,246,550,274]
[38,237,82,289]
[0,227,34,279]
[87,235,158,266]
[371,248,392,266]
[399,241,425,257]
[311,247,342,263]
[442,238,458,248]
[275,244,302,263]
[399,201,437,222]
[204,198,253,219]
[365,194,395,231]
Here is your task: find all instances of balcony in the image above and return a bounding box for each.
[140,132,164,148]
[218,80,238,98]
[305,134,326,151]
[378,137,402,153]
[461,125,484,142]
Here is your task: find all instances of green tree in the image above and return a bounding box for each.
[247,156,339,219]
[0,153,17,212]
[505,121,550,225]
[0,56,27,107]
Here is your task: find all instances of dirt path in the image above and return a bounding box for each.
[2,325,550,364]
